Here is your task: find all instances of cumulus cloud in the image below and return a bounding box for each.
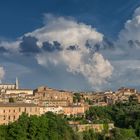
[32,15,113,87]
[118,7,140,48]
[1,8,140,90]
[0,67,5,83]
[0,40,20,53]
[25,14,103,48]
[2,8,140,90]
[19,36,40,54]
[0,14,114,89]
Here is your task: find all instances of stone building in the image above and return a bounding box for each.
[34,86,73,107]
[63,105,89,116]
[5,89,33,95]
[0,78,19,93]
[0,103,40,125]
[72,123,114,132]
[40,106,63,115]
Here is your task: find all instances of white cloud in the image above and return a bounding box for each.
[0,14,114,89]
[26,14,103,49]
[118,7,140,48]
[34,15,113,87]
[0,40,20,53]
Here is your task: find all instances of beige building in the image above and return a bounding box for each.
[0,103,40,125]
[40,106,63,115]
[72,123,114,132]
[0,78,33,96]
[63,105,89,116]
[0,78,19,93]
[34,86,73,106]
[39,100,70,107]
[5,89,33,95]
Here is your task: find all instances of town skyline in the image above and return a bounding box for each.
[0,1,140,139]
[0,77,140,93]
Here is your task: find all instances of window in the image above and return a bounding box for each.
[8,116,10,120]
[3,115,6,120]
[35,107,37,112]
[3,110,5,113]
[19,108,21,112]
[13,109,15,113]
[24,108,26,112]
[9,109,10,113]
[30,107,32,112]
[13,116,15,120]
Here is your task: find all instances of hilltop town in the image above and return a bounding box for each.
[0,78,140,128]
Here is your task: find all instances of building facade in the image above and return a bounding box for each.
[34,86,73,107]
[0,103,40,125]
[0,78,19,94]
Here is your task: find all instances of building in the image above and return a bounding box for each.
[0,78,33,96]
[5,89,33,95]
[34,86,73,107]
[63,105,89,116]
[39,100,70,107]
[40,106,63,115]
[0,78,19,93]
[117,87,137,96]
[71,123,114,132]
[0,103,40,125]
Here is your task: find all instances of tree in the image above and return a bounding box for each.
[9,98,15,103]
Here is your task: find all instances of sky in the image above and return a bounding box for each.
[0,0,140,91]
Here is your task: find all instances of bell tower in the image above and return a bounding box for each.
[15,77,19,89]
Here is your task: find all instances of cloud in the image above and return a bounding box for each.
[29,15,113,87]
[42,41,62,52]
[19,36,40,54]
[0,14,114,89]
[2,8,140,90]
[0,47,8,53]
[118,7,140,48]
[3,9,140,90]
[25,14,103,48]
[0,67,5,83]
[0,40,20,53]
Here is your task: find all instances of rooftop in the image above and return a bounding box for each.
[0,102,37,107]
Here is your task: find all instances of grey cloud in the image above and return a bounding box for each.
[42,41,62,52]
[0,47,8,53]
[19,36,41,54]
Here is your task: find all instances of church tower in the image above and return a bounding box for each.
[15,77,19,89]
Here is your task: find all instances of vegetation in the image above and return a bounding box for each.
[9,97,16,103]
[73,93,82,103]
[85,102,140,139]
[1,102,140,139]
[0,112,77,140]
[82,128,139,140]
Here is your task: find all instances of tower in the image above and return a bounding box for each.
[15,77,19,89]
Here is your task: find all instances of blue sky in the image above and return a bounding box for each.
[1,0,140,39]
[0,0,140,91]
